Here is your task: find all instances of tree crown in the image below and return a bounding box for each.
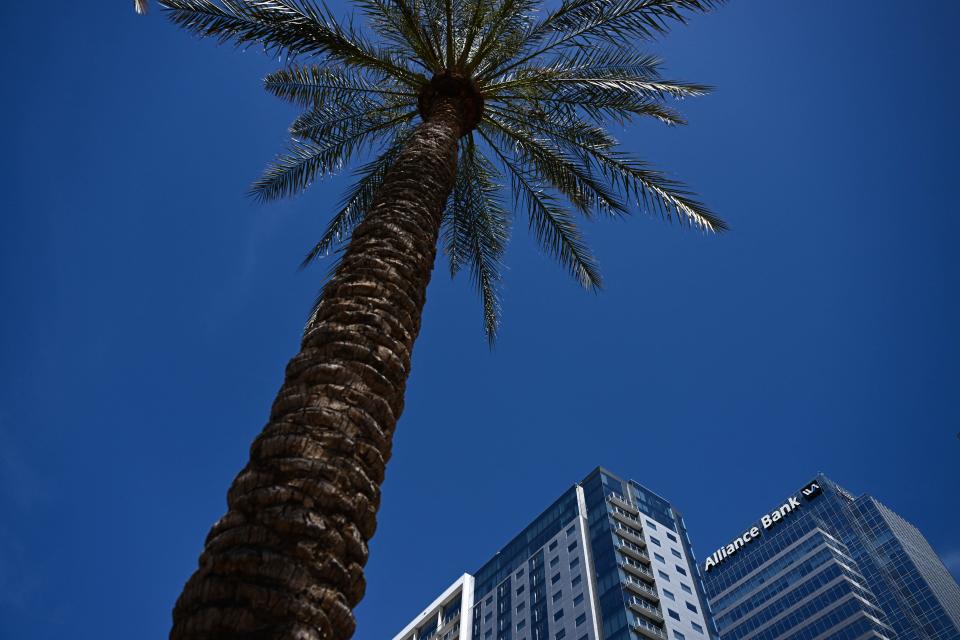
[158,0,726,342]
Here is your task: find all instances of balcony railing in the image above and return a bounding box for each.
[632,616,667,640]
[623,575,660,601]
[610,506,644,528]
[442,609,460,624]
[627,596,664,622]
[612,524,646,547]
[618,541,651,564]
[621,558,655,583]
[608,492,640,516]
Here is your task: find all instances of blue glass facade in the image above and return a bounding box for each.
[471,468,717,640]
[394,467,716,640]
[703,475,960,640]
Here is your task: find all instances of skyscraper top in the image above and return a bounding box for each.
[703,474,960,640]
[392,466,717,640]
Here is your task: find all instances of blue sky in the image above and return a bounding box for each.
[1,1,958,638]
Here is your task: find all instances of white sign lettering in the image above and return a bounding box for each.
[703,481,820,572]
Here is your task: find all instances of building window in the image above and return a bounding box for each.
[647,521,658,530]
[571,575,582,587]
[570,558,580,569]
[517,603,525,613]
[650,536,661,546]
[566,525,576,536]
[551,573,561,584]
[573,593,583,606]
[658,570,670,581]
[668,609,680,621]
[549,541,558,551]
[691,623,704,634]
[674,631,685,640]
[550,557,560,568]
[556,631,566,640]
[517,620,526,631]
[654,553,665,563]
[576,613,586,627]
[554,609,564,621]
[675,565,687,576]
[568,541,577,552]
[517,568,525,579]
[553,591,562,603]
[685,602,698,614]
[663,589,675,601]
[666,532,677,543]
[671,549,682,559]
[680,584,692,595]
[485,612,493,622]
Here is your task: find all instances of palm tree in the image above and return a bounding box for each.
[151,0,725,638]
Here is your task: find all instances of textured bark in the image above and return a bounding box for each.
[170,99,463,640]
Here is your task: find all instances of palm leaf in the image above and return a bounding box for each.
[158,0,424,85]
[480,128,602,290]
[264,65,415,109]
[445,137,510,342]
[251,111,414,201]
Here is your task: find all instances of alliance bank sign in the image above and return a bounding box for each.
[703,479,822,573]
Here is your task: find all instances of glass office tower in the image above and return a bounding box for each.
[392,467,719,640]
[702,475,960,640]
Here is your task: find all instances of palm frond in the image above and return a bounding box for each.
[487,70,711,101]
[251,111,414,201]
[445,137,510,342]
[594,153,727,230]
[158,0,423,85]
[482,46,664,85]
[489,108,724,230]
[290,100,414,142]
[463,0,538,73]
[135,0,149,14]
[500,92,686,126]
[480,128,602,290]
[483,109,627,219]
[264,65,415,109]
[485,0,724,80]
[454,0,494,67]
[355,0,444,71]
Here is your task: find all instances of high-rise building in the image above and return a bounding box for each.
[391,467,719,640]
[702,475,960,640]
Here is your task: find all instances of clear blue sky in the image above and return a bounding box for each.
[1,2,958,638]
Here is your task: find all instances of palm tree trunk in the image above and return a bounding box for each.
[170,98,464,640]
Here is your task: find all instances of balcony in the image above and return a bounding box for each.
[632,618,667,640]
[623,576,660,602]
[618,542,651,565]
[608,493,640,516]
[610,507,643,529]
[621,560,656,584]
[628,597,664,623]
[613,524,646,547]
